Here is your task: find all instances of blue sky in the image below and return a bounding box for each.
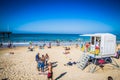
[0,0,120,34]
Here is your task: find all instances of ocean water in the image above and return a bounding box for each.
[0,34,89,42]
[0,33,120,43]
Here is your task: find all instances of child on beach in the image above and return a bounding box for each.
[47,62,53,80]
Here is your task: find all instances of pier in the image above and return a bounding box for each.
[0,32,12,38]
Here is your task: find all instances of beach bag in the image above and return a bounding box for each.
[67,62,73,66]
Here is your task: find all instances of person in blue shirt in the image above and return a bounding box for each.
[35,53,42,71]
[35,53,40,62]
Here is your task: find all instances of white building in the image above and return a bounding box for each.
[80,33,116,58]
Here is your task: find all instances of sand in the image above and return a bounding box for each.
[0,45,120,80]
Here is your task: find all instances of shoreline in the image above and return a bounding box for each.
[0,41,82,47]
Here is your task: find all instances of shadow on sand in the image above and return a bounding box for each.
[52,61,58,68]
[2,78,8,80]
[55,72,67,80]
[0,68,4,70]
[44,61,58,72]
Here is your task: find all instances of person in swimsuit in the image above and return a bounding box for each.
[38,56,42,71]
[41,55,45,72]
[47,62,53,80]
[45,53,49,67]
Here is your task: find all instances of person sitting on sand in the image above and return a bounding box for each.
[9,52,14,55]
[45,53,49,67]
[64,47,70,54]
[65,47,70,50]
[41,55,45,72]
[28,45,34,51]
[47,62,53,80]
[64,50,70,54]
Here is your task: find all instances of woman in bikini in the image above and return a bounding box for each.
[47,62,53,80]
[45,53,49,67]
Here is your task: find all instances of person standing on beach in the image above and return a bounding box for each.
[45,53,49,67]
[41,55,45,72]
[116,48,120,58]
[0,42,3,47]
[47,62,53,80]
[35,53,40,62]
[38,56,42,71]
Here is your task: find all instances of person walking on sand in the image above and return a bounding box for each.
[47,62,53,80]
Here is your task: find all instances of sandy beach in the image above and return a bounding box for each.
[0,45,120,80]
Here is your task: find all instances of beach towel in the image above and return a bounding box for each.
[98,59,105,64]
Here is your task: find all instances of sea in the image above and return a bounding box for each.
[0,34,90,42]
[0,33,120,46]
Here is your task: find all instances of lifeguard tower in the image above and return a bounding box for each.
[77,33,119,73]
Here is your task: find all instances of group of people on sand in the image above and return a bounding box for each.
[81,40,100,54]
[35,53,53,80]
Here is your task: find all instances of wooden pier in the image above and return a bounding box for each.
[0,32,12,38]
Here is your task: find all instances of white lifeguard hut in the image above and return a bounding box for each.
[77,33,119,73]
[81,33,116,58]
